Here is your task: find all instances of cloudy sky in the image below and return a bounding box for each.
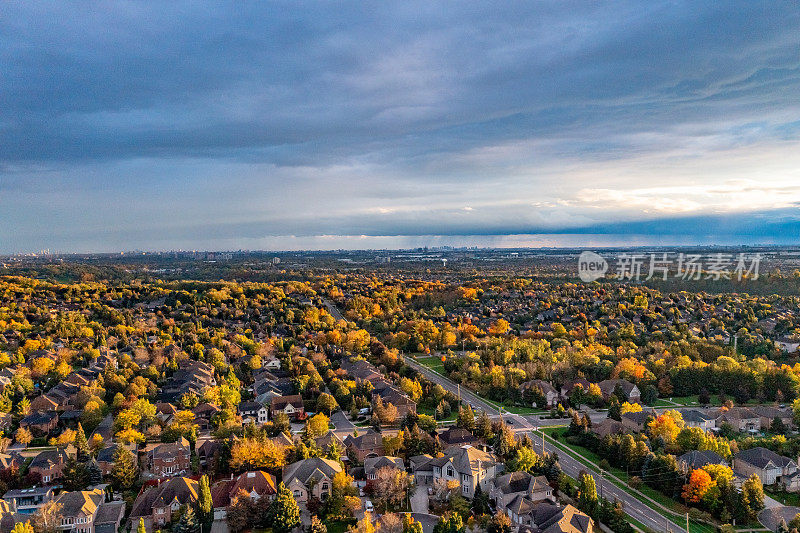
[2,2,800,252]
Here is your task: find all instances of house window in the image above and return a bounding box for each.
[447,467,454,477]
[294,490,301,497]
[322,483,329,491]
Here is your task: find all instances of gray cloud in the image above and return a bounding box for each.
[2,1,800,252]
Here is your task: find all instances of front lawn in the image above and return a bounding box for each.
[325,519,356,533]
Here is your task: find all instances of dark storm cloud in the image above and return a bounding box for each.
[2,1,800,251]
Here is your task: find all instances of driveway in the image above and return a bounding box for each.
[410,487,429,514]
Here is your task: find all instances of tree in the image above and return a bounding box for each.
[648,410,684,443]
[433,513,464,533]
[87,461,103,485]
[456,405,475,430]
[308,516,328,533]
[62,458,90,491]
[620,402,642,415]
[487,513,512,533]
[741,474,765,521]
[15,427,32,446]
[509,447,539,473]
[175,507,200,533]
[75,423,88,458]
[32,500,62,533]
[403,515,423,533]
[230,438,286,472]
[682,469,714,503]
[12,522,34,533]
[372,466,413,511]
[270,482,300,533]
[305,413,330,439]
[197,474,213,525]
[317,393,338,416]
[111,445,137,490]
[577,472,598,508]
[137,518,147,533]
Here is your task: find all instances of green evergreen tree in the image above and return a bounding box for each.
[196,475,213,526]
[75,423,88,458]
[111,445,137,490]
[269,482,300,533]
[87,460,103,485]
[175,507,200,533]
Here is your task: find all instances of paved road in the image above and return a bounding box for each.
[321,297,345,321]
[406,355,686,533]
[404,356,500,416]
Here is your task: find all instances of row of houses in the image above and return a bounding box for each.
[522,378,641,409]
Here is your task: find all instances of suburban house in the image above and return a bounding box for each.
[428,445,498,499]
[129,476,199,529]
[733,447,800,490]
[520,380,560,408]
[752,406,793,431]
[314,431,345,457]
[210,470,278,518]
[590,419,627,438]
[238,401,269,425]
[491,472,553,517]
[148,438,191,477]
[159,360,216,403]
[437,427,481,448]
[364,456,404,480]
[596,379,640,403]
[677,450,727,474]
[717,407,760,432]
[19,412,59,437]
[621,410,655,432]
[409,454,435,486]
[2,486,54,514]
[270,394,305,421]
[55,488,125,533]
[527,503,595,533]
[681,409,717,431]
[192,403,221,431]
[95,445,122,476]
[282,457,342,503]
[560,379,591,401]
[344,432,385,462]
[29,448,72,483]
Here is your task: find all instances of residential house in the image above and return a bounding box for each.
[596,379,640,403]
[752,406,793,431]
[590,419,627,439]
[364,456,404,480]
[210,471,278,517]
[55,488,125,533]
[520,380,560,408]
[437,427,480,448]
[677,450,727,474]
[681,409,717,431]
[526,503,595,533]
[129,476,199,529]
[491,472,553,516]
[717,407,760,432]
[95,445,121,476]
[344,432,385,462]
[148,438,191,477]
[29,448,72,483]
[270,395,305,421]
[621,410,655,432]
[733,447,800,490]
[314,431,345,457]
[409,454,434,486]
[560,379,591,401]
[429,445,498,499]
[238,401,269,425]
[197,440,221,471]
[19,412,59,437]
[192,403,220,431]
[282,457,342,503]
[2,486,54,514]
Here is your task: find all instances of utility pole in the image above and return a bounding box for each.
[599,470,603,500]
[686,512,689,533]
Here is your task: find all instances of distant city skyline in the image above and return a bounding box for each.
[2,2,800,253]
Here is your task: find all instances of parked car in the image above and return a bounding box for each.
[365,500,374,512]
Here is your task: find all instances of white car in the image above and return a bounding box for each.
[365,500,374,512]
